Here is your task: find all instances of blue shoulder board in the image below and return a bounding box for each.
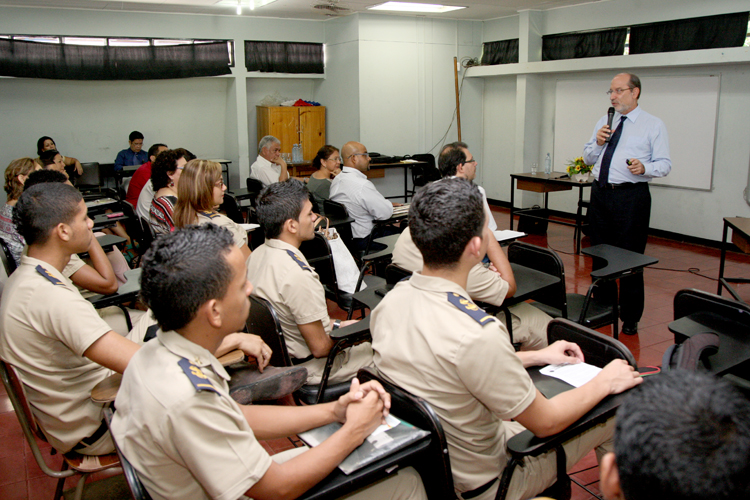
[199,210,219,220]
[178,358,219,394]
[446,292,495,326]
[36,265,64,286]
[286,250,312,272]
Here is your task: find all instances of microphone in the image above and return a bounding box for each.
[605,107,615,143]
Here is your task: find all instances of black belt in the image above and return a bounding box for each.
[73,418,109,451]
[292,355,314,365]
[462,477,498,499]
[599,182,646,190]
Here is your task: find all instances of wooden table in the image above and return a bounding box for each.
[509,172,592,254]
[718,217,750,301]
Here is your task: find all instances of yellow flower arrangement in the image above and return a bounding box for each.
[566,157,593,176]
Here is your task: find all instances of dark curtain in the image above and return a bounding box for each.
[542,28,627,61]
[0,39,231,80]
[629,12,749,54]
[481,39,519,65]
[245,41,324,74]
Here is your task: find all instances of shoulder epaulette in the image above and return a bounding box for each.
[178,358,219,394]
[446,292,495,326]
[35,265,64,286]
[286,250,312,272]
[199,211,219,220]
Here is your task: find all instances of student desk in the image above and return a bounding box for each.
[718,216,750,301]
[509,172,592,254]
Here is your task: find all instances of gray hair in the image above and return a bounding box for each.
[258,135,280,151]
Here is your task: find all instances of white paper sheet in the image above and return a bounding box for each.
[539,362,602,388]
[494,230,526,243]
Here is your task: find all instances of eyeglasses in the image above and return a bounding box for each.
[215,179,225,187]
[326,156,342,163]
[464,158,477,165]
[349,152,370,159]
[606,87,634,96]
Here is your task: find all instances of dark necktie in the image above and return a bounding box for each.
[598,115,627,187]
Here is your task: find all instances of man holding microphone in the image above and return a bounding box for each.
[583,73,671,335]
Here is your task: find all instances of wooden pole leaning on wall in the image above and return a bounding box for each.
[454,56,462,141]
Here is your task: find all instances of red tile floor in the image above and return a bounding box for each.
[2,206,750,499]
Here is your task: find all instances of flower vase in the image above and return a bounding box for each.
[572,172,591,182]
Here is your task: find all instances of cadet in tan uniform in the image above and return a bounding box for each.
[371,178,642,500]
[0,183,272,456]
[173,159,252,263]
[248,180,373,384]
[112,223,426,500]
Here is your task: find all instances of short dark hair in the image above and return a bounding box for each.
[147,143,167,158]
[140,224,235,332]
[39,149,60,167]
[438,141,469,178]
[256,179,309,240]
[129,131,144,142]
[150,148,195,191]
[312,145,339,170]
[36,136,54,156]
[14,183,83,246]
[24,169,68,190]
[409,177,485,269]
[615,369,750,500]
[626,73,641,98]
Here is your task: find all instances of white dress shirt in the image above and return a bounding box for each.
[583,106,671,185]
[330,166,393,239]
[249,155,281,187]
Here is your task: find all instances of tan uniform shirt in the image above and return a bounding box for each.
[392,227,509,306]
[197,211,248,250]
[371,272,536,495]
[0,256,112,453]
[111,329,272,500]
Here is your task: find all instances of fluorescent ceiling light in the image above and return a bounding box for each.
[367,2,465,13]
[215,0,277,9]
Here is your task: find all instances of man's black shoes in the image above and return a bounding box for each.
[622,322,638,335]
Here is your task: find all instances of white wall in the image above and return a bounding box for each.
[477,0,750,241]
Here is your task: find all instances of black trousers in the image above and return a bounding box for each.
[589,182,651,323]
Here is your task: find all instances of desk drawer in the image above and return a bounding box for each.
[516,179,571,193]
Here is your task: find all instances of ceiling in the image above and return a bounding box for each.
[0,0,604,21]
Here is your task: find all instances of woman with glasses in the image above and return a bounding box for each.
[174,159,251,262]
[306,145,342,213]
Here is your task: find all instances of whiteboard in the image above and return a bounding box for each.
[553,75,720,190]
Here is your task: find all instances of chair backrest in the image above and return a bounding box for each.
[385,263,412,285]
[119,200,149,252]
[0,237,17,275]
[245,295,293,369]
[103,408,153,500]
[409,153,441,188]
[0,359,78,483]
[219,193,244,224]
[507,242,568,317]
[673,288,750,324]
[323,199,349,220]
[245,178,264,207]
[357,367,454,500]
[140,215,157,240]
[299,232,342,302]
[75,162,102,189]
[547,318,637,368]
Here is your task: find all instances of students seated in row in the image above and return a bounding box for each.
[249,135,290,187]
[0,183,271,456]
[247,180,373,384]
[307,145,342,212]
[393,141,551,351]
[36,136,83,179]
[111,223,427,500]
[371,178,641,500]
[114,130,148,171]
[600,369,750,500]
[174,159,251,262]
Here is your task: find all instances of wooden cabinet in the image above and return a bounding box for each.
[256,106,325,163]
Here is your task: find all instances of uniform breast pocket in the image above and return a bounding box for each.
[624,136,651,159]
